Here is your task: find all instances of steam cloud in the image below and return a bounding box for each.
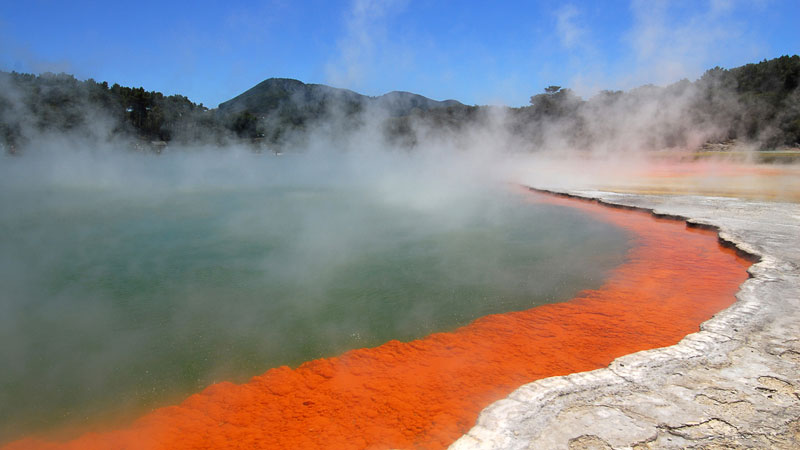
[0,109,634,442]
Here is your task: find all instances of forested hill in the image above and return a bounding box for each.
[215,78,464,142]
[493,54,800,153]
[1,55,798,153]
[218,77,463,117]
[721,55,800,144]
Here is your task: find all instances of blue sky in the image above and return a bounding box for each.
[1,0,798,107]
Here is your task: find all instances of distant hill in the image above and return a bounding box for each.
[217,78,463,117]
[375,91,464,115]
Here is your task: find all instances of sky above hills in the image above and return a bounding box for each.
[1,0,798,108]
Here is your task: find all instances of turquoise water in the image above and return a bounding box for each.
[0,153,630,441]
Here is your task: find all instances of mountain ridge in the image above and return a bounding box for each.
[217,78,464,117]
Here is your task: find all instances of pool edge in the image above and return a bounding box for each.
[451,188,800,449]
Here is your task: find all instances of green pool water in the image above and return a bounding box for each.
[0,152,630,441]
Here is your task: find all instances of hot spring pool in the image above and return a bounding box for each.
[0,153,630,441]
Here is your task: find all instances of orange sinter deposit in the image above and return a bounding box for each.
[5,190,752,450]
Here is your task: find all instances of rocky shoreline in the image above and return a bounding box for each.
[451,188,800,449]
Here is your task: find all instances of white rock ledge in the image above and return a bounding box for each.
[450,188,800,450]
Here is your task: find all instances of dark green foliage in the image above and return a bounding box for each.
[0,71,217,150]
[382,104,480,148]
[514,55,800,150]
[529,86,582,118]
[730,55,800,146]
[229,111,261,139]
[681,55,800,147]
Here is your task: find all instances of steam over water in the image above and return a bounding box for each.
[0,149,629,441]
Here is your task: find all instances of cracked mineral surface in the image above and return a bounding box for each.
[451,189,800,450]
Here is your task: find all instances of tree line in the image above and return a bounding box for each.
[1,55,798,154]
[0,72,259,152]
[512,55,800,151]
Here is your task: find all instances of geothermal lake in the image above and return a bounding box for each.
[0,152,630,441]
